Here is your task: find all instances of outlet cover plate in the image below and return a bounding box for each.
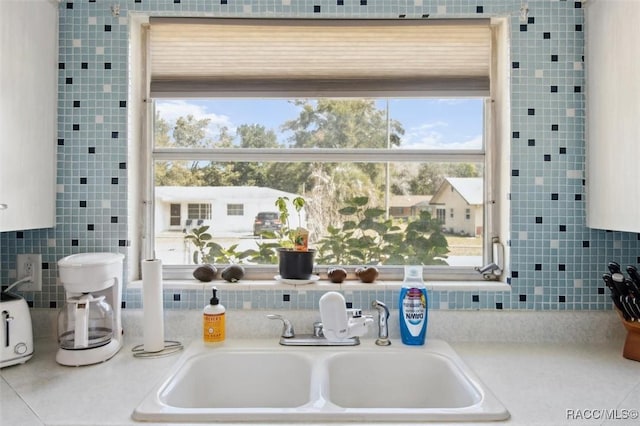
[17,254,42,291]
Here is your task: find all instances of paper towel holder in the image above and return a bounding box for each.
[132,258,184,359]
[131,340,183,358]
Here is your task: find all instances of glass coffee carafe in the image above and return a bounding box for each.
[57,293,114,350]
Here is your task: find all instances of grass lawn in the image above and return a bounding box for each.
[445,234,483,256]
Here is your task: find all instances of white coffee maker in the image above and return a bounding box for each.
[56,253,124,366]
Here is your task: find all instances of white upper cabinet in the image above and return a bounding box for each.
[0,0,58,232]
[585,0,640,233]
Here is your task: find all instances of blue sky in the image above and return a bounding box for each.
[156,98,483,150]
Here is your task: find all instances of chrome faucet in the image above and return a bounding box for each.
[371,300,391,346]
[266,314,295,338]
[267,314,360,346]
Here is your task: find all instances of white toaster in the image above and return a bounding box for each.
[0,292,34,368]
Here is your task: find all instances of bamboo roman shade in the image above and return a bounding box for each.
[148,18,491,97]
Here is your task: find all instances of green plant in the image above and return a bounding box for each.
[315,196,396,264]
[239,238,280,264]
[186,197,449,267]
[183,225,216,264]
[315,197,449,266]
[184,225,247,264]
[396,210,449,265]
[208,243,249,265]
[275,196,306,249]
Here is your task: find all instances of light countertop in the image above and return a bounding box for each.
[2,336,639,426]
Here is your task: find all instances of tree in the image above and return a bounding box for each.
[281,100,405,235]
[408,163,481,195]
[172,115,213,149]
[237,124,279,148]
[233,124,284,187]
[283,99,403,149]
[154,111,172,147]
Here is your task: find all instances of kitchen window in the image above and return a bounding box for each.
[136,17,510,281]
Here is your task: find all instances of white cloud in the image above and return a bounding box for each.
[400,135,483,150]
[400,121,483,150]
[155,100,235,139]
[435,99,469,105]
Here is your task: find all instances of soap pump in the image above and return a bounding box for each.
[203,287,226,343]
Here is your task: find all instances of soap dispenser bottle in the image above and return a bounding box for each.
[399,265,428,345]
[203,287,225,343]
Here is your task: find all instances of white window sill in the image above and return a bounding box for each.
[128,279,511,293]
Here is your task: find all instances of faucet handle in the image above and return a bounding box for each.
[372,300,391,346]
[372,300,389,314]
[313,321,324,337]
[267,314,295,338]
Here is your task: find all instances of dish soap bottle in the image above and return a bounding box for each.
[203,287,225,343]
[399,265,428,345]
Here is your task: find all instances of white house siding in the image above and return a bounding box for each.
[430,178,483,236]
[155,186,305,235]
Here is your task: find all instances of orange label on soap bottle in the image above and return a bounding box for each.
[203,313,225,343]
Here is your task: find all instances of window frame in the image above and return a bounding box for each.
[149,98,493,282]
[135,17,509,283]
[226,203,244,217]
[187,203,212,220]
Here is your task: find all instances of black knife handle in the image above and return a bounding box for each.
[611,272,629,296]
[613,295,632,321]
[603,274,625,311]
[626,266,640,294]
[608,261,622,275]
[622,296,640,321]
[624,277,640,299]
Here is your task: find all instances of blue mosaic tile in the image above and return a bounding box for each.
[1,0,639,312]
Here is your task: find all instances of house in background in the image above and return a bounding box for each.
[389,195,433,220]
[154,186,304,235]
[429,178,483,236]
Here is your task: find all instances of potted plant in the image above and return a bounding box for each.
[275,196,316,280]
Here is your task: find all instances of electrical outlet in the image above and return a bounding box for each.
[16,254,42,291]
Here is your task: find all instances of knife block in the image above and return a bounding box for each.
[617,311,640,362]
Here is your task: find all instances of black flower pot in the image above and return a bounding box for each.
[278,248,316,280]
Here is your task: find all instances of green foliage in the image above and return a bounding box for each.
[166,100,456,267]
[184,226,250,265]
[185,198,449,267]
[315,197,449,266]
[183,226,216,264]
[275,196,306,249]
[208,242,249,265]
[238,237,280,264]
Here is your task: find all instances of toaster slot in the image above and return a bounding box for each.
[2,310,13,347]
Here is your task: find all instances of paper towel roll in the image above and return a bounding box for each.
[141,258,165,352]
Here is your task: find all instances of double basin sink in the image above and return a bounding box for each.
[133,339,509,423]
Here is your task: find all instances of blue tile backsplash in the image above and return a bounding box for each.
[1,0,639,312]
